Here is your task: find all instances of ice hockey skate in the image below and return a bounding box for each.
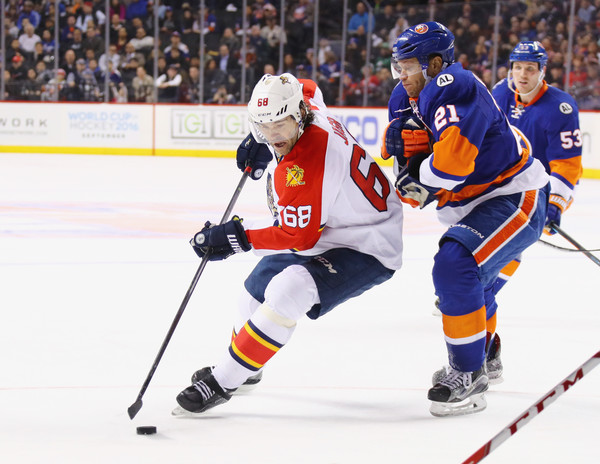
[172,368,234,417]
[432,333,504,385]
[428,366,489,417]
[191,366,263,394]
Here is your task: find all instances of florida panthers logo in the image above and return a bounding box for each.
[285,165,306,187]
[414,24,429,34]
[279,75,290,85]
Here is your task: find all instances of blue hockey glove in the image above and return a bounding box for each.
[190,216,251,261]
[544,194,567,235]
[236,133,273,180]
[381,116,431,166]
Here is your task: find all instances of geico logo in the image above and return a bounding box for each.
[336,115,380,145]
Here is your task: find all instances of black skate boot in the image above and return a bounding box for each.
[486,333,503,383]
[191,366,263,393]
[173,368,234,416]
[428,366,489,417]
[431,333,503,385]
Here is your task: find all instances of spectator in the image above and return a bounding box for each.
[4,70,19,101]
[17,1,41,30]
[166,47,188,71]
[21,68,42,101]
[110,0,126,21]
[9,55,28,82]
[18,24,41,55]
[261,17,286,63]
[130,27,154,53]
[156,64,182,103]
[80,68,102,101]
[204,58,228,101]
[217,44,239,75]
[61,15,78,44]
[109,13,126,43]
[61,49,78,76]
[64,58,88,101]
[207,84,236,104]
[121,41,146,69]
[348,2,374,35]
[126,0,149,21]
[185,66,201,103]
[99,44,121,73]
[82,26,105,59]
[165,31,190,58]
[40,29,56,56]
[75,2,105,32]
[35,60,54,85]
[110,73,129,103]
[220,27,240,55]
[132,65,154,102]
[70,28,86,59]
[41,68,67,101]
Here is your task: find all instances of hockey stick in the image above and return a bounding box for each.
[550,222,600,267]
[462,350,600,464]
[537,239,600,253]
[127,167,251,420]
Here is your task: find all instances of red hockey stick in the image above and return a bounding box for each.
[462,350,600,464]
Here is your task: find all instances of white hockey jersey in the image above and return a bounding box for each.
[245,80,404,270]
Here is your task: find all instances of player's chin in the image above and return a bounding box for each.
[273,141,291,156]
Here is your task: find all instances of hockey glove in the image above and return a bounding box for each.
[381,116,432,166]
[395,173,438,209]
[190,216,251,261]
[544,194,567,235]
[395,151,438,209]
[236,133,273,180]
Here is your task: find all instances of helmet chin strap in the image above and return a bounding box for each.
[507,68,545,98]
[421,62,449,88]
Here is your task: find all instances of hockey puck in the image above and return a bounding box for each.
[136,426,157,435]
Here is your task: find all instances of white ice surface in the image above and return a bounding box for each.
[1,153,598,464]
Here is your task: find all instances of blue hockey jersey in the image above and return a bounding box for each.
[388,63,548,226]
[492,79,582,202]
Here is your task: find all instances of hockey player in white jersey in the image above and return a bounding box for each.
[174,73,404,415]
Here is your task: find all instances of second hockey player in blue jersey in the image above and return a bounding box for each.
[383,22,549,416]
[492,41,582,235]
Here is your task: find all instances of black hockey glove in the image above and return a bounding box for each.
[236,133,273,180]
[381,116,432,166]
[190,216,251,261]
[395,152,438,209]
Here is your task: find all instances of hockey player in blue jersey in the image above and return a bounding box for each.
[382,22,550,416]
[490,41,583,289]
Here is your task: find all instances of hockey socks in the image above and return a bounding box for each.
[213,304,296,390]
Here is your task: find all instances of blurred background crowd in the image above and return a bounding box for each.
[2,0,599,109]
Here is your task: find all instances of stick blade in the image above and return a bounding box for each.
[128,399,143,420]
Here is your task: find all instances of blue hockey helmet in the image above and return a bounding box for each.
[509,41,548,69]
[392,22,455,72]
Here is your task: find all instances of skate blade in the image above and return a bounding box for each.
[488,375,504,385]
[429,393,487,417]
[171,406,209,418]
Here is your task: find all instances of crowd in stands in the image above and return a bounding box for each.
[2,0,600,109]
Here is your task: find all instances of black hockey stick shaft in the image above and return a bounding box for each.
[550,222,600,267]
[127,167,251,420]
[462,350,600,464]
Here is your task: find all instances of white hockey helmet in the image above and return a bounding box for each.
[248,73,306,144]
